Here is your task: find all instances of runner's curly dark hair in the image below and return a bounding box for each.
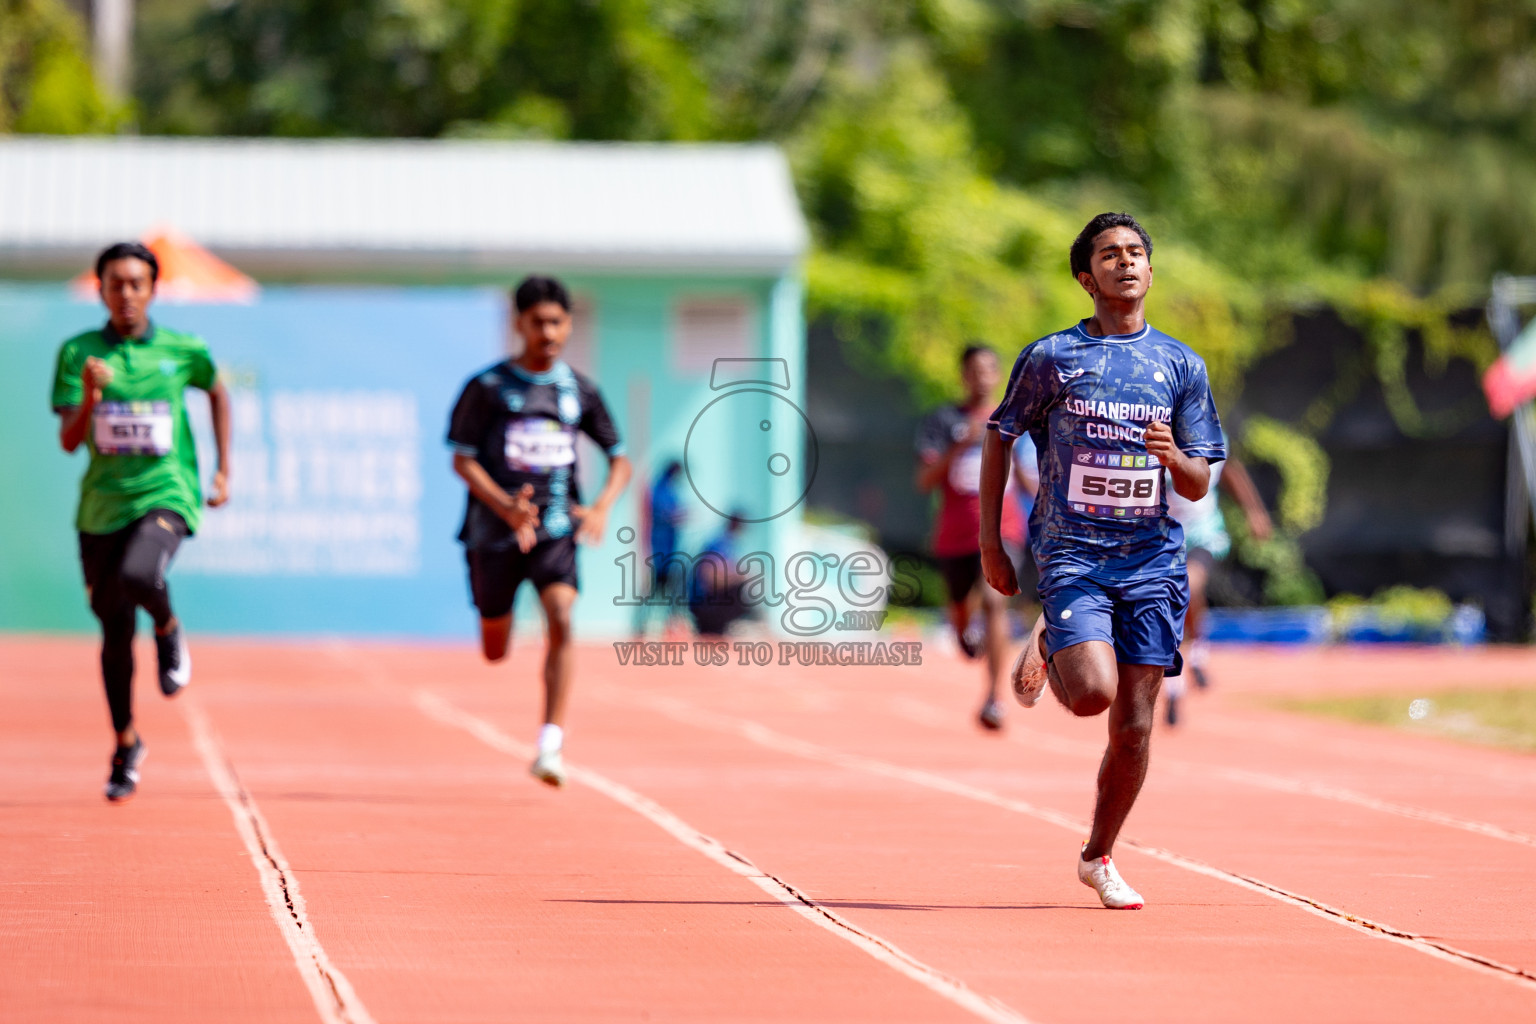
[1069,213,1152,279]
[95,242,160,283]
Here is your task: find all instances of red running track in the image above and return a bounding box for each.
[3,635,1535,1023]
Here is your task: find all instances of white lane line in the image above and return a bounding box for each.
[1207,764,1536,848]
[181,701,378,1024]
[890,695,1536,849]
[413,690,1034,1024]
[637,693,1536,994]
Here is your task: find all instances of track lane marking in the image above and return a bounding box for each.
[413,690,1035,1024]
[886,695,1536,849]
[632,692,1536,993]
[182,701,378,1024]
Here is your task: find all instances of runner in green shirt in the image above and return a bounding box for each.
[51,242,232,801]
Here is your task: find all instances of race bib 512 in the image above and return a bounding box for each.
[506,418,576,472]
[1066,446,1161,518]
[93,401,174,456]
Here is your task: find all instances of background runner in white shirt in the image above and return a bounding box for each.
[1162,452,1271,725]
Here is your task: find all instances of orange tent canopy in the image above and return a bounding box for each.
[72,227,258,304]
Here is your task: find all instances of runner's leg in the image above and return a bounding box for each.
[1082,662,1162,860]
[984,542,1029,708]
[81,528,136,745]
[480,615,513,661]
[468,547,522,662]
[1184,554,1209,654]
[980,584,1008,704]
[517,536,578,787]
[937,554,983,658]
[1082,573,1182,856]
[117,511,186,634]
[96,599,136,743]
[538,583,577,728]
[1183,550,1214,689]
[1046,640,1119,717]
[1038,579,1118,714]
[947,596,971,649]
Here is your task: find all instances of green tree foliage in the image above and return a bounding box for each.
[793,42,1259,405]
[134,0,1536,294]
[137,0,711,139]
[937,0,1536,292]
[0,0,120,133]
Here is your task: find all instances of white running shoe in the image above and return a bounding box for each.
[1010,613,1049,708]
[156,626,191,697]
[530,749,567,788]
[1078,851,1145,909]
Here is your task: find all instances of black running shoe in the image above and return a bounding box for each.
[105,738,145,802]
[978,698,1005,731]
[1191,664,1209,691]
[156,626,191,697]
[958,623,985,660]
[1165,694,1180,728]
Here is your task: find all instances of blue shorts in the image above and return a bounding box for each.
[1039,574,1188,675]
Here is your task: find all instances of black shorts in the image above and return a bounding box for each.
[79,509,189,602]
[465,535,578,618]
[935,541,1033,605]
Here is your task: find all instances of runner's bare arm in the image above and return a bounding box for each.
[914,453,952,493]
[57,406,89,453]
[206,381,232,507]
[451,453,540,552]
[1216,457,1272,540]
[915,420,985,493]
[914,454,948,493]
[57,356,112,453]
[978,428,1020,596]
[573,453,633,545]
[1146,421,1210,501]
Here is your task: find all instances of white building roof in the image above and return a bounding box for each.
[0,137,808,278]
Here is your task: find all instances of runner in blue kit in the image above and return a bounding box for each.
[979,213,1225,909]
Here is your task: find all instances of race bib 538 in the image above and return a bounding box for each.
[93,401,174,456]
[506,418,576,472]
[1066,446,1161,518]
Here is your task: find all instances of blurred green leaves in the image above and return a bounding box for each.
[136,0,712,139]
[124,0,1536,302]
[794,41,1262,407]
[0,0,122,133]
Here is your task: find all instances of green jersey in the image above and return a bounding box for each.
[50,323,218,535]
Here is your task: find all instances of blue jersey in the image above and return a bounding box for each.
[988,320,1225,584]
[649,477,686,557]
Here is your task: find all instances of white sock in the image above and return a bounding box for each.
[1164,673,1186,699]
[538,723,563,755]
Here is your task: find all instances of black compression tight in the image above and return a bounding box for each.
[81,512,186,733]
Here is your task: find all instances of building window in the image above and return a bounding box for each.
[673,297,753,374]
